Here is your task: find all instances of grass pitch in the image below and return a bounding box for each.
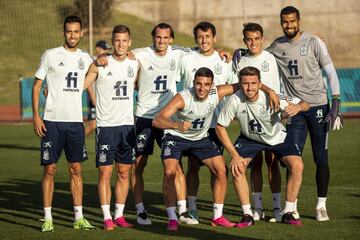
[0,120,359,240]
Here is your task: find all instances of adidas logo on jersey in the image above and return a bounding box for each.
[107,72,113,76]
[58,62,64,66]
[192,68,197,72]
[148,66,154,70]
[282,52,286,56]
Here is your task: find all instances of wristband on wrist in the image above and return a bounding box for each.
[332,95,340,100]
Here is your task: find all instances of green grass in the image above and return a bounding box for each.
[0,119,359,240]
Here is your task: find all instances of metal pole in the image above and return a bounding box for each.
[242,0,247,23]
[89,0,93,56]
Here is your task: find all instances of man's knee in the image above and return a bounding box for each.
[44,164,56,177]
[286,157,303,176]
[69,163,82,176]
[134,155,148,173]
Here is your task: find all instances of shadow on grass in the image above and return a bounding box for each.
[0,144,39,151]
[0,179,257,239]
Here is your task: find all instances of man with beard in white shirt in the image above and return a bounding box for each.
[32,15,95,232]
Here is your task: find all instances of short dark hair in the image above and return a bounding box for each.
[280,6,300,20]
[193,21,216,39]
[112,24,131,37]
[239,66,261,82]
[194,67,214,82]
[63,15,82,31]
[243,22,263,38]
[151,23,175,39]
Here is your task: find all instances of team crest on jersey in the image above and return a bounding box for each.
[207,103,215,113]
[300,46,308,56]
[127,66,134,77]
[260,106,268,118]
[99,152,107,163]
[78,58,85,70]
[43,149,50,161]
[214,64,222,75]
[164,146,171,157]
[137,142,144,150]
[169,59,176,71]
[261,61,269,72]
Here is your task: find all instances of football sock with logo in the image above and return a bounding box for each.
[213,203,224,219]
[177,200,187,215]
[74,206,83,221]
[253,192,263,210]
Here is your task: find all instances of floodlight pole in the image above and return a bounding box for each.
[89,0,93,56]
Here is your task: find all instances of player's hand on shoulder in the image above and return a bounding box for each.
[177,121,191,132]
[94,53,109,67]
[126,51,136,60]
[216,48,232,63]
[268,91,280,113]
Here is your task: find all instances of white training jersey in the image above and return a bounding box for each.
[235,50,282,94]
[180,50,237,88]
[217,90,300,146]
[179,50,237,128]
[95,56,138,127]
[165,86,219,141]
[35,46,93,122]
[133,45,190,119]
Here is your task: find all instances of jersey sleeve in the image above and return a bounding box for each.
[312,37,332,68]
[34,51,50,81]
[278,93,301,110]
[217,94,238,127]
[226,62,239,84]
[178,55,188,88]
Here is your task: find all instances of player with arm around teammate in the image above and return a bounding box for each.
[83,25,138,231]
[232,22,283,222]
[216,66,310,227]
[179,22,280,221]
[152,67,240,231]
[32,15,95,232]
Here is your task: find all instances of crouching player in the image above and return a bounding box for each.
[216,66,309,227]
[152,67,240,231]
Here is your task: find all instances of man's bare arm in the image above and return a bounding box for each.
[32,78,46,137]
[152,94,191,131]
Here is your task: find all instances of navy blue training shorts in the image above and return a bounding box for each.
[95,125,136,167]
[40,121,87,165]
